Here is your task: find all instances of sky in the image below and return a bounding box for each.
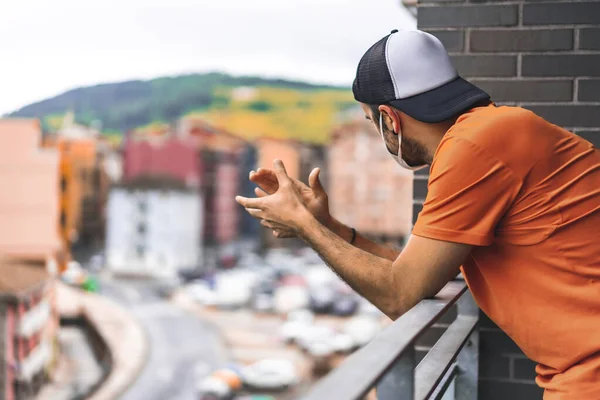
[0,0,415,115]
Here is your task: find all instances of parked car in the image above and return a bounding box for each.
[280,309,315,344]
[253,281,275,297]
[214,273,253,309]
[304,265,337,288]
[296,324,336,354]
[304,338,335,358]
[308,285,335,314]
[155,282,177,299]
[211,368,243,391]
[357,297,385,318]
[251,292,274,313]
[273,285,309,314]
[185,281,217,306]
[179,267,210,283]
[343,315,382,348]
[197,376,233,400]
[331,333,356,354]
[331,294,359,316]
[241,359,299,390]
[61,261,87,286]
[236,252,264,269]
[287,309,315,324]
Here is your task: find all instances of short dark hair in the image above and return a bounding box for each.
[369,104,382,123]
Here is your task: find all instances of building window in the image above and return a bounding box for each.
[60,211,67,227]
[137,223,146,234]
[60,176,68,192]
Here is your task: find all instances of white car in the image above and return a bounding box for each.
[197,376,232,399]
[280,320,308,344]
[185,282,217,306]
[304,265,337,288]
[296,324,335,352]
[287,309,315,324]
[331,333,356,354]
[61,261,86,285]
[252,293,274,313]
[280,309,316,343]
[211,272,254,309]
[343,315,382,347]
[273,286,309,314]
[241,359,299,390]
[305,339,334,358]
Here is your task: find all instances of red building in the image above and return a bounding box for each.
[123,136,201,187]
[122,120,248,262]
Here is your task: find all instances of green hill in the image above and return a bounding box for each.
[9,72,356,143]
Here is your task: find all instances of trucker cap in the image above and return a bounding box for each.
[352,29,490,123]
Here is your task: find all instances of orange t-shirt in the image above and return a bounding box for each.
[413,104,600,399]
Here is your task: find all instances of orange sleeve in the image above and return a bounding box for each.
[412,136,521,246]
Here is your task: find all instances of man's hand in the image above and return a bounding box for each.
[249,165,330,238]
[236,160,315,236]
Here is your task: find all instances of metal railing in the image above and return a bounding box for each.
[301,279,479,400]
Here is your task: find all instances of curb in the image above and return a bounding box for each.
[56,283,149,400]
[84,293,149,400]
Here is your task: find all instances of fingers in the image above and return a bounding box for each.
[260,220,295,239]
[235,196,265,210]
[308,167,325,195]
[251,165,309,194]
[250,168,278,185]
[273,230,294,239]
[245,208,265,219]
[291,177,309,192]
[254,187,268,198]
[273,159,291,185]
[249,169,279,195]
[260,219,289,230]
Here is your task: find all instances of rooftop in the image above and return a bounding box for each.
[0,256,49,296]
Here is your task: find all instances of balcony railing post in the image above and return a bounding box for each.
[376,346,415,400]
[455,291,479,400]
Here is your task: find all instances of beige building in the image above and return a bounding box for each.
[0,119,62,258]
[0,119,61,400]
[255,137,301,180]
[328,114,413,244]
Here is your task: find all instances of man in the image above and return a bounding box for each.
[235,29,600,399]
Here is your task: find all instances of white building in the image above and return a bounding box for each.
[105,181,203,278]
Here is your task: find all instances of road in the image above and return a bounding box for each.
[99,277,228,400]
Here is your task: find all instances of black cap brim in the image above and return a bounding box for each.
[388,77,490,123]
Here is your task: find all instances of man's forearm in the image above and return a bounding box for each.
[301,214,402,319]
[324,216,401,262]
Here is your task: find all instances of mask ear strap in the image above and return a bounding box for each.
[381,110,402,150]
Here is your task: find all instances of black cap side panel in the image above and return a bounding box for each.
[352,35,396,105]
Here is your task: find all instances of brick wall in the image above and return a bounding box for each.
[413,0,600,398]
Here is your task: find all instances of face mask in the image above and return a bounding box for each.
[379,113,427,171]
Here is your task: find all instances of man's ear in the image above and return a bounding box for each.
[378,105,402,135]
